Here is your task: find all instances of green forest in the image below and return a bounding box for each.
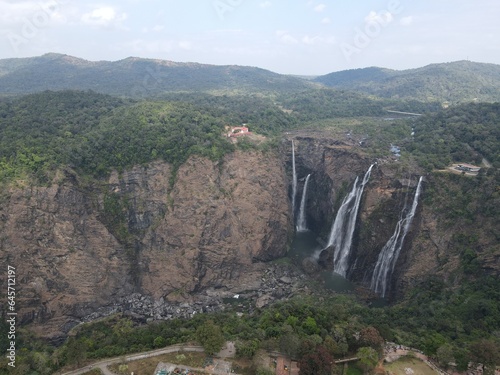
[0,89,439,185]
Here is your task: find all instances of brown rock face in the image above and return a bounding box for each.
[135,152,291,299]
[0,150,291,340]
[0,181,134,340]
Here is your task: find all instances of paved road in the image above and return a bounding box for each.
[60,345,204,375]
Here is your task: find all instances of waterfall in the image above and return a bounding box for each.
[327,164,374,277]
[297,174,311,232]
[292,140,297,219]
[370,176,424,297]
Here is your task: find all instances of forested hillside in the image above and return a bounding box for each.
[0,89,439,184]
[407,102,500,169]
[2,55,500,106]
[0,53,315,97]
[0,91,237,182]
[315,61,500,103]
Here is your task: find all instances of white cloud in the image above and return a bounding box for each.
[301,35,336,45]
[314,3,326,12]
[0,0,67,27]
[364,10,393,26]
[302,35,320,45]
[276,30,298,44]
[321,17,331,24]
[259,1,272,9]
[400,16,414,26]
[81,6,127,27]
[276,30,337,47]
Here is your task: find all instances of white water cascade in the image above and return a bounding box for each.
[291,140,297,219]
[296,174,311,232]
[327,164,375,277]
[370,176,424,297]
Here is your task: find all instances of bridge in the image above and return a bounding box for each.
[335,357,359,364]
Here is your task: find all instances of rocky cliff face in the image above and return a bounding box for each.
[2,132,496,341]
[288,134,424,298]
[0,179,135,339]
[0,150,291,340]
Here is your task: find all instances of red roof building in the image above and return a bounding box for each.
[227,126,251,137]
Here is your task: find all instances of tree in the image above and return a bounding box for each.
[65,337,87,367]
[436,344,454,369]
[358,326,384,354]
[357,347,378,374]
[423,332,446,355]
[302,317,320,335]
[236,340,259,358]
[298,345,334,375]
[469,339,500,375]
[153,336,166,348]
[279,332,300,358]
[323,336,339,357]
[196,320,225,356]
[453,347,470,372]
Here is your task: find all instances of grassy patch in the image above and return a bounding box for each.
[384,356,438,375]
[346,364,364,375]
[80,369,103,375]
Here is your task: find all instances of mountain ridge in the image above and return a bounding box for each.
[315,60,500,102]
[0,53,317,97]
[2,53,500,102]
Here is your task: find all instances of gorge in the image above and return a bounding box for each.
[0,133,431,342]
[0,56,499,372]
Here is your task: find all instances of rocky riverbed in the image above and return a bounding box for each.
[81,262,310,324]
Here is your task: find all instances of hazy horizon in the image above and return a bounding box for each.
[1,0,499,75]
[2,51,496,77]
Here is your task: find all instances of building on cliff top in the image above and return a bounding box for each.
[455,163,481,172]
[227,125,251,137]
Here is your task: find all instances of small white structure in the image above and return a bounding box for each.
[455,163,481,172]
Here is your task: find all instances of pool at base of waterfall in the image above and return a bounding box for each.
[287,231,356,294]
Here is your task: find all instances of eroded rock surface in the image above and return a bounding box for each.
[0,151,291,340]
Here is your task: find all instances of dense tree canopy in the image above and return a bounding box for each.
[196,320,225,356]
[406,102,500,169]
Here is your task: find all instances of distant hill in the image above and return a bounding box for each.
[3,54,499,104]
[0,53,316,97]
[314,61,500,103]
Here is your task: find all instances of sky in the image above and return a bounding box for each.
[0,0,499,75]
